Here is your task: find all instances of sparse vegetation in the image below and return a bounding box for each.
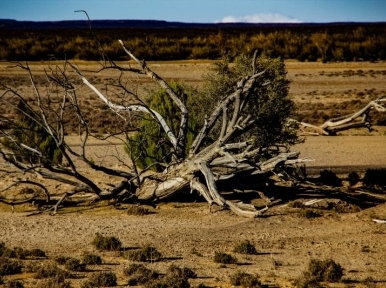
[5,280,24,288]
[318,169,342,186]
[299,209,322,219]
[233,240,258,255]
[55,256,72,265]
[92,233,122,251]
[295,258,344,287]
[34,263,72,281]
[81,271,117,288]
[230,270,261,287]
[127,205,151,216]
[213,252,237,264]
[64,258,86,272]
[0,258,22,275]
[126,245,162,262]
[123,264,159,286]
[82,252,102,265]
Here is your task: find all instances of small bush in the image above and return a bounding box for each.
[126,245,161,262]
[127,205,150,216]
[64,258,86,272]
[143,266,191,288]
[5,280,24,288]
[297,258,343,285]
[233,240,258,255]
[213,252,237,264]
[363,168,386,189]
[318,170,342,186]
[92,233,122,251]
[299,209,322,219]
[327,201,361,213]
[123,264,158,286]
[82,252,102,265]
[34,263,71,281]
[82,271,117,287]
[230,271,261,287]
[0,258,22,275]
[348,171,360,186]
[36,278,72,288]
[166,264,197,279]
[55,256,72,265]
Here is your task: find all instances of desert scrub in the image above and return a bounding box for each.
[5,280,24,288]
[127,205,150,216]
[64,258,86,272]
[126,245,162,262]
[0,258,22,275]
[348,171,360,186]
[295,258,344,287]
[81,271,117,288]
[299,209,322,219]
[82,252,102,265]
[35,278,72,288]
[92,233,122,251]
[166,264,197,279]
[327,201,361,213]
[233,240,258,255]
[143,265,191,288]
[123,264,159,286]
[55,256,72,265]
[230,271,261,287]
[34,262,72,281]
[318,169,342,186]
[0,243,46,259]
[213,252,237,264]
[363,168,386,189]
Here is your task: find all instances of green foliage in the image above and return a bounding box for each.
[1,100,62,165]
[230,271,261,287]
[127,81,199,171]
[213,252,237,264]
[233,240,258,255]
[81,271,117,287]
[91,233,122,251]
[363,168,386,189]
[199,53,298,156]
[82,252,102,265]
[126,245,162,262]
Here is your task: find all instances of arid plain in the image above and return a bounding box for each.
[0,60,386,287]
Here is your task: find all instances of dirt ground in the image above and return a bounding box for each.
[0,61,386,287]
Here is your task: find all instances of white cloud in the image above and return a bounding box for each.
[217,13,302,23]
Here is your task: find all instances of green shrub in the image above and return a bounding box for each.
[233,240,258,255]
[348,171,360,186]
[5,280,24,288]
[82,252,102,265]
[230,271,261,287]
[363,168,386,189]
[64,258,86,272]
[0,258,22,275]
[123,264,158,286]
[213,252,237,264]
[126,245,161,262]
[82,271,117,287]
[92,233,122,251]
[318,169,342,186]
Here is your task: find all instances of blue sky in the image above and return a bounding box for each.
[1,0,386,23]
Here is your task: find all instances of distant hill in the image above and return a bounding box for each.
[0,19,384,30]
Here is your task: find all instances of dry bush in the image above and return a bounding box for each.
[64,258,86,272]
[81,271,117,288]
[166,264,197,279]
[82,252,102,265]
[0,258,22,275]
[233,240,258,255]
[34,262,72,281]
[327,201,361,213]
[123,263,158,286]
[126,245,162,262]
[127,205,150,216]
[5,280,24,288]
[92,233,122,251]
[213,252,237,264]
[299,209,322,219]
[318,170,342,186]
[230,270,261,287]
[35,278,72,288]
[54,256,72,265]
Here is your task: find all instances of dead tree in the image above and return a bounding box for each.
[297,97,386,135]
[0,40,317,217]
